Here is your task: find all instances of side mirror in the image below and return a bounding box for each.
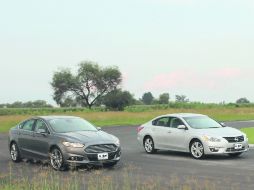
[97,127,102,131]
[177,125,187,130]
[37,128,48,135]
[220,122,226,127]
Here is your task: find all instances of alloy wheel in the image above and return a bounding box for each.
[50,148,64,170]
[190,141,204,159]
[144,137,155,153]
[10,143,18,161]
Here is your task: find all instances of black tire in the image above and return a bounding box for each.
[228,152,243,157]
[49,147,67,171]
[190,140,205,159]
[10,142,22,163]
[143,136,157,154]
[103,161,118,168]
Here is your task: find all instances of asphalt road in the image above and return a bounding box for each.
[0,121,253,189]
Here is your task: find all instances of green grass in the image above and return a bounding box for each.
[1,107,254,133]
[241,128,254,144]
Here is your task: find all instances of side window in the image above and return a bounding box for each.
[34,120,48,133]
[153,117,170,127]
[20,120,35,131]
[170,117,184,128]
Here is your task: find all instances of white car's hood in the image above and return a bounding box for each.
[193,127,243,137]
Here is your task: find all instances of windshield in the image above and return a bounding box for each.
[183,116,222,129]
[48,118,97,133]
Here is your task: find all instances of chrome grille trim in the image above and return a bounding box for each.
[85,144,117,153]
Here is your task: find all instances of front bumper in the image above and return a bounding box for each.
[61,145,121,166]
[203,140,249,155]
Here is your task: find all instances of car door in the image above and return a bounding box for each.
[18,119,36,157]
[167,117,189,151]
[151,117,172,149]
[30,119,51,159]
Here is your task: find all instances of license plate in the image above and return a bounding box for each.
[234,144,242,150]
[98,153,108,160]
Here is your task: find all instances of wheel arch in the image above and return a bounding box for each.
[189,138,202,150]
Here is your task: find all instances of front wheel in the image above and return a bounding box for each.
[144,137,157,154]
[49,148,66,171]
[190,140,205,159]
[10,142,22,163]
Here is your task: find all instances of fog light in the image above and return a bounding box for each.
[209,147,219,152]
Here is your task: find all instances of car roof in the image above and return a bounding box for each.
[156,113,206,118]
[36,115,81,121]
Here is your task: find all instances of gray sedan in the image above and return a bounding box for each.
[8,116,121,170]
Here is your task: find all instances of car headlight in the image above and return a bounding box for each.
[62,141,84,148]
[203,135,221,142]
[115,139,120,146]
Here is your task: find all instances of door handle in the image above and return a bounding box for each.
[168,131,172,133]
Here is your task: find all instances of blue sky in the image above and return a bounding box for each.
[0,0,254,104]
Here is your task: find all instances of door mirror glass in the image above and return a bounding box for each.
[177,125,187,130]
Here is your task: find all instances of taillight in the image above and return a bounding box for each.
[137,126,144,133]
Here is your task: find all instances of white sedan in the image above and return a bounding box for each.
[137,113,249,159]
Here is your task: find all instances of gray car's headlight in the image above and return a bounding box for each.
[203,135,221,142]
[62,142,84,148]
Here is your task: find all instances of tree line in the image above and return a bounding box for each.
[0,61,251,110]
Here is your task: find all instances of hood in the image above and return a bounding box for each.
[193,127,244,137]
[56,130,118,144]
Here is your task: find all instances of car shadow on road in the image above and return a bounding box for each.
[154,150,247,161]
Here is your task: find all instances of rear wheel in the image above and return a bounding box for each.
[49,148,66,171]
[190,140,205,159]
[10,142,22,162]
[144,137,157,154]
[228,152,243,157]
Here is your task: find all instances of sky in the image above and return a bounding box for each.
[0,0,254,105]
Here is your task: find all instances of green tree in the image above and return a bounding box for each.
[51,61,122,108]
[159,93,170,104]
[142,92,154,105]
[175,95,189,103]
[103,89,134,111]
[236,97,250,104]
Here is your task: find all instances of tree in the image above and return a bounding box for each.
[236,97,250,104]
[103,89,134,111]
[51,61,122,109]
[175,95,189,103]
[159,93,170,104]
[142,92,154,105]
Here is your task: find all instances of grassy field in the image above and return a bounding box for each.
[0,164,243,190]
[1,107,254,133]
[241,128,254,144]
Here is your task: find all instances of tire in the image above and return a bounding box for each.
[103,161,118,168]
[190,140,205,159]
[49,148,66,171]
[143,136,157,154]
[10,142,22,163]
[228,152,243,157]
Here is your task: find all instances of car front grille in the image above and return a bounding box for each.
[85,144,117,154]
[223,136,244,143]
[226,147,245,152]
[87,151,120,161]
